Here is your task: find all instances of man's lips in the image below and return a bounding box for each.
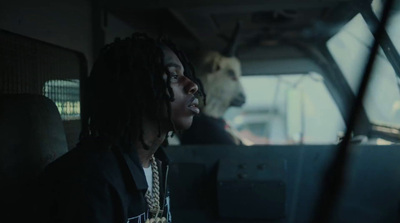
[188,97,200,115]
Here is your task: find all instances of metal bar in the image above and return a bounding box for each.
[362,5,400,78]
[78,52,89,139]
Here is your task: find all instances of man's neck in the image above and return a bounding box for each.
[135,135,166,168]
[134,117,168,168]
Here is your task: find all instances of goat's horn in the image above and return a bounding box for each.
[222,20,242,57]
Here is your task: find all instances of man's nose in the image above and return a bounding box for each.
[185,78,198,95]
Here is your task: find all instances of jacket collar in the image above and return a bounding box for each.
[121,148,148,191]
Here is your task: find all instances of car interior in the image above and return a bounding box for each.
[1,0,400,222]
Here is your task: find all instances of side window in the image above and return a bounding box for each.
[224,74,345,145]
[327,11,400,129]
[43,79,80,120]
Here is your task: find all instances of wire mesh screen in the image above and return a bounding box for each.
[43,80,81,120]
[0,29,86,120]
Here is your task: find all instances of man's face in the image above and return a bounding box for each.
[162,46,199,130]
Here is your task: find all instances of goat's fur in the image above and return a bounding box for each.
[192,50,246,118]
[179,50,246,145]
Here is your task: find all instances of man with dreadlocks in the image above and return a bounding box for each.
[34,33,205,223]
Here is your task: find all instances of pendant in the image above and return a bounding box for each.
[145,217,167,223]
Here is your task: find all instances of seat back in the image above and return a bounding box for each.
[0,94,68,217]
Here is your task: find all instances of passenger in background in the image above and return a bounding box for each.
[179,22,247,145]
[179,50,246,145]
[179,21,247,145]
[34,33,204,223]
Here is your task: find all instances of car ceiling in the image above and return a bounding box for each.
[104,0,370,52]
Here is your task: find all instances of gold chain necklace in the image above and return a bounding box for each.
[145,155,167,223]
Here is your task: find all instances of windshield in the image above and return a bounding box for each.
[224,74,345,145]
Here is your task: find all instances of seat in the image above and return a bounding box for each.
[0,94,68,220]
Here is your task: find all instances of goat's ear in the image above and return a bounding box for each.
[212,61,221,73]
[212,59,221,72]
[194,51,222,75]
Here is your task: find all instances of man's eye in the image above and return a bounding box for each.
[170,72,179,80]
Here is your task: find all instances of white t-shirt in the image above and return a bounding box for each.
[143,166,153,195]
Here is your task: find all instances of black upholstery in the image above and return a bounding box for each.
[0,94,68,219]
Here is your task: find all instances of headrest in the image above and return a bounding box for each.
[0,94,68,204]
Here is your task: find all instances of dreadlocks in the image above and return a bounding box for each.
[82,33,206,149]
